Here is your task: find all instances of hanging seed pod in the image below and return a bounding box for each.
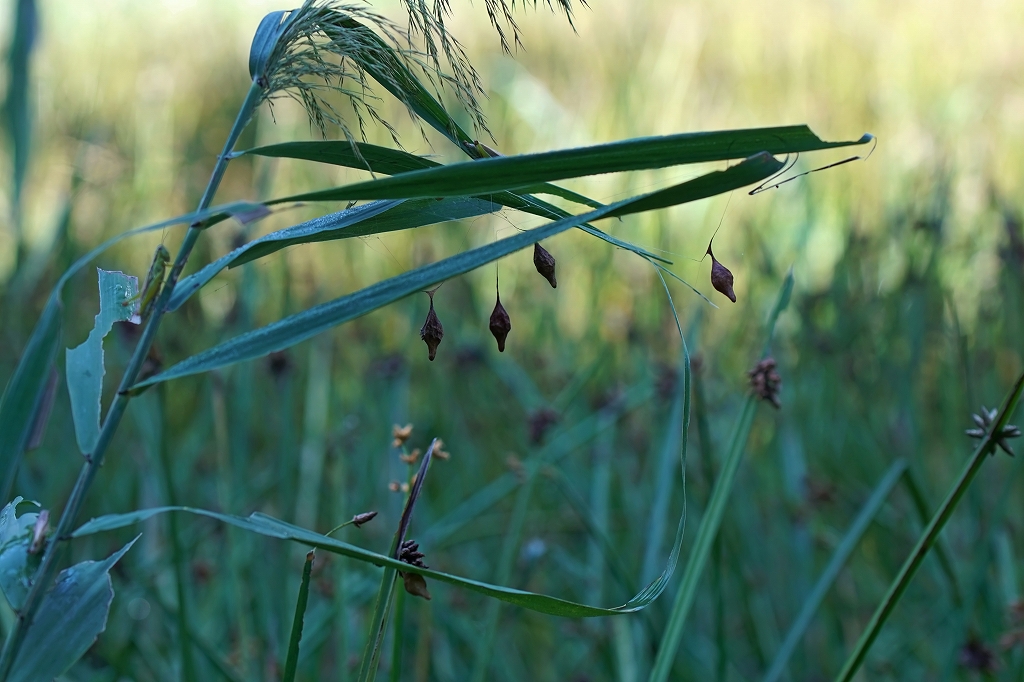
[420,290,444,361]
[533,243,558,288]
[489,296,512,352]
[707,246,736,303]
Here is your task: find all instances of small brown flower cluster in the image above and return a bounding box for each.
[418,242,558,361]
[965,406,1021,456]
[399,539,432,600]
[390,426,450,493]
[959,634,999,674]
[748,357,782,409]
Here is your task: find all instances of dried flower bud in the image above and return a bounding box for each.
[420,295,444,361]
[533,243,557,288]
[400,448,421,464]
[401,572,432,600]
[707,246,736,303]
[433,439,451,460]
[489,296,512,352]
[351,511,377,528]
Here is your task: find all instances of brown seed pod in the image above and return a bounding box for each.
[420,290,444,361]
[489,296,512,352]
[533,243,557,288]
[707,245,736,303]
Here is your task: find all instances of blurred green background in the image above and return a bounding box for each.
[1,0,1023,680]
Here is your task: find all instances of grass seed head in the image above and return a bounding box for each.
[707,246,736,303]
[489,296,512,352]
[420,292,444,361]
[533,242,558,288]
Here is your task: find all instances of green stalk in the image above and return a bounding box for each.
[283,551,315,682]
[901,467,963,607]
[0,80,263,681]
[389,586,407,682]
[833,371,1024,682]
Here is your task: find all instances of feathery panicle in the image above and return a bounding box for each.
[251,1,487,143]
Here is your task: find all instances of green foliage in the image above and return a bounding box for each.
[1,1,1021,681]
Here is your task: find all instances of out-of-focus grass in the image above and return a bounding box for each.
[1,1,1023,680]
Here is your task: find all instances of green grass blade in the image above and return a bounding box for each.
[4,0,37,260]
[73,500,673,618]
[761,458,908,682]
[132,154,783,391]
[268,128,871,203]
[282,550,315,682]
[167,198,498,312]
[649,272,794,682]
[241,141,665,262]
[649,396,757,682]
[469,454,541,682]
[833,371,1024,682]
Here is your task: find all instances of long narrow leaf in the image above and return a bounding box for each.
[649,271,794,682]
[269,128,871,203]
[132,153,783,391]
[241,141,666,262]
[833,371,1024,682]
[167,198,497,311]
[282,551,315,682]
[761,458,908,682]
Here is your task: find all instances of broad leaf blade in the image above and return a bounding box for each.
[131,154,783,390]
[9,536,137,682]
[0,497,39,611]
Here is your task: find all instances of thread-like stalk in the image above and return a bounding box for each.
[0,81,263,681]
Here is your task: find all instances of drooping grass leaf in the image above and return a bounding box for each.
[65,269,138,455]
[761,458,908,682]
[0,201,264,498]
[131,153,783,390]
[9,536,137,682]
[648,272,795,682]
[268,127,872,204]
[833,371,1024,682]
[73,505,655,618]
[168,198,498,312]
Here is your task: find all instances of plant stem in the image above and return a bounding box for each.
[833,371,1024,682]
[0,80,263,681]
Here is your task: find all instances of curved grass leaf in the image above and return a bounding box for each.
[282,550,315,682]
[648,272,795,682]
[834,371,1024,682]
[761,458,908,682]
[131,153,782,391]
[168,198,497,312]
[269,127,872,204]
[73,506,647,616]
[0,201,263,498]
[9,536,137,682]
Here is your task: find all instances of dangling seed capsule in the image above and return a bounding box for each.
[707,246,736,303]
[533,243,557,288]
[420,292,444,361]
[489,296,512,352]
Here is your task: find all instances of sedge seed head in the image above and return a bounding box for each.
[489,297,512,352]
[533,243,557,288]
